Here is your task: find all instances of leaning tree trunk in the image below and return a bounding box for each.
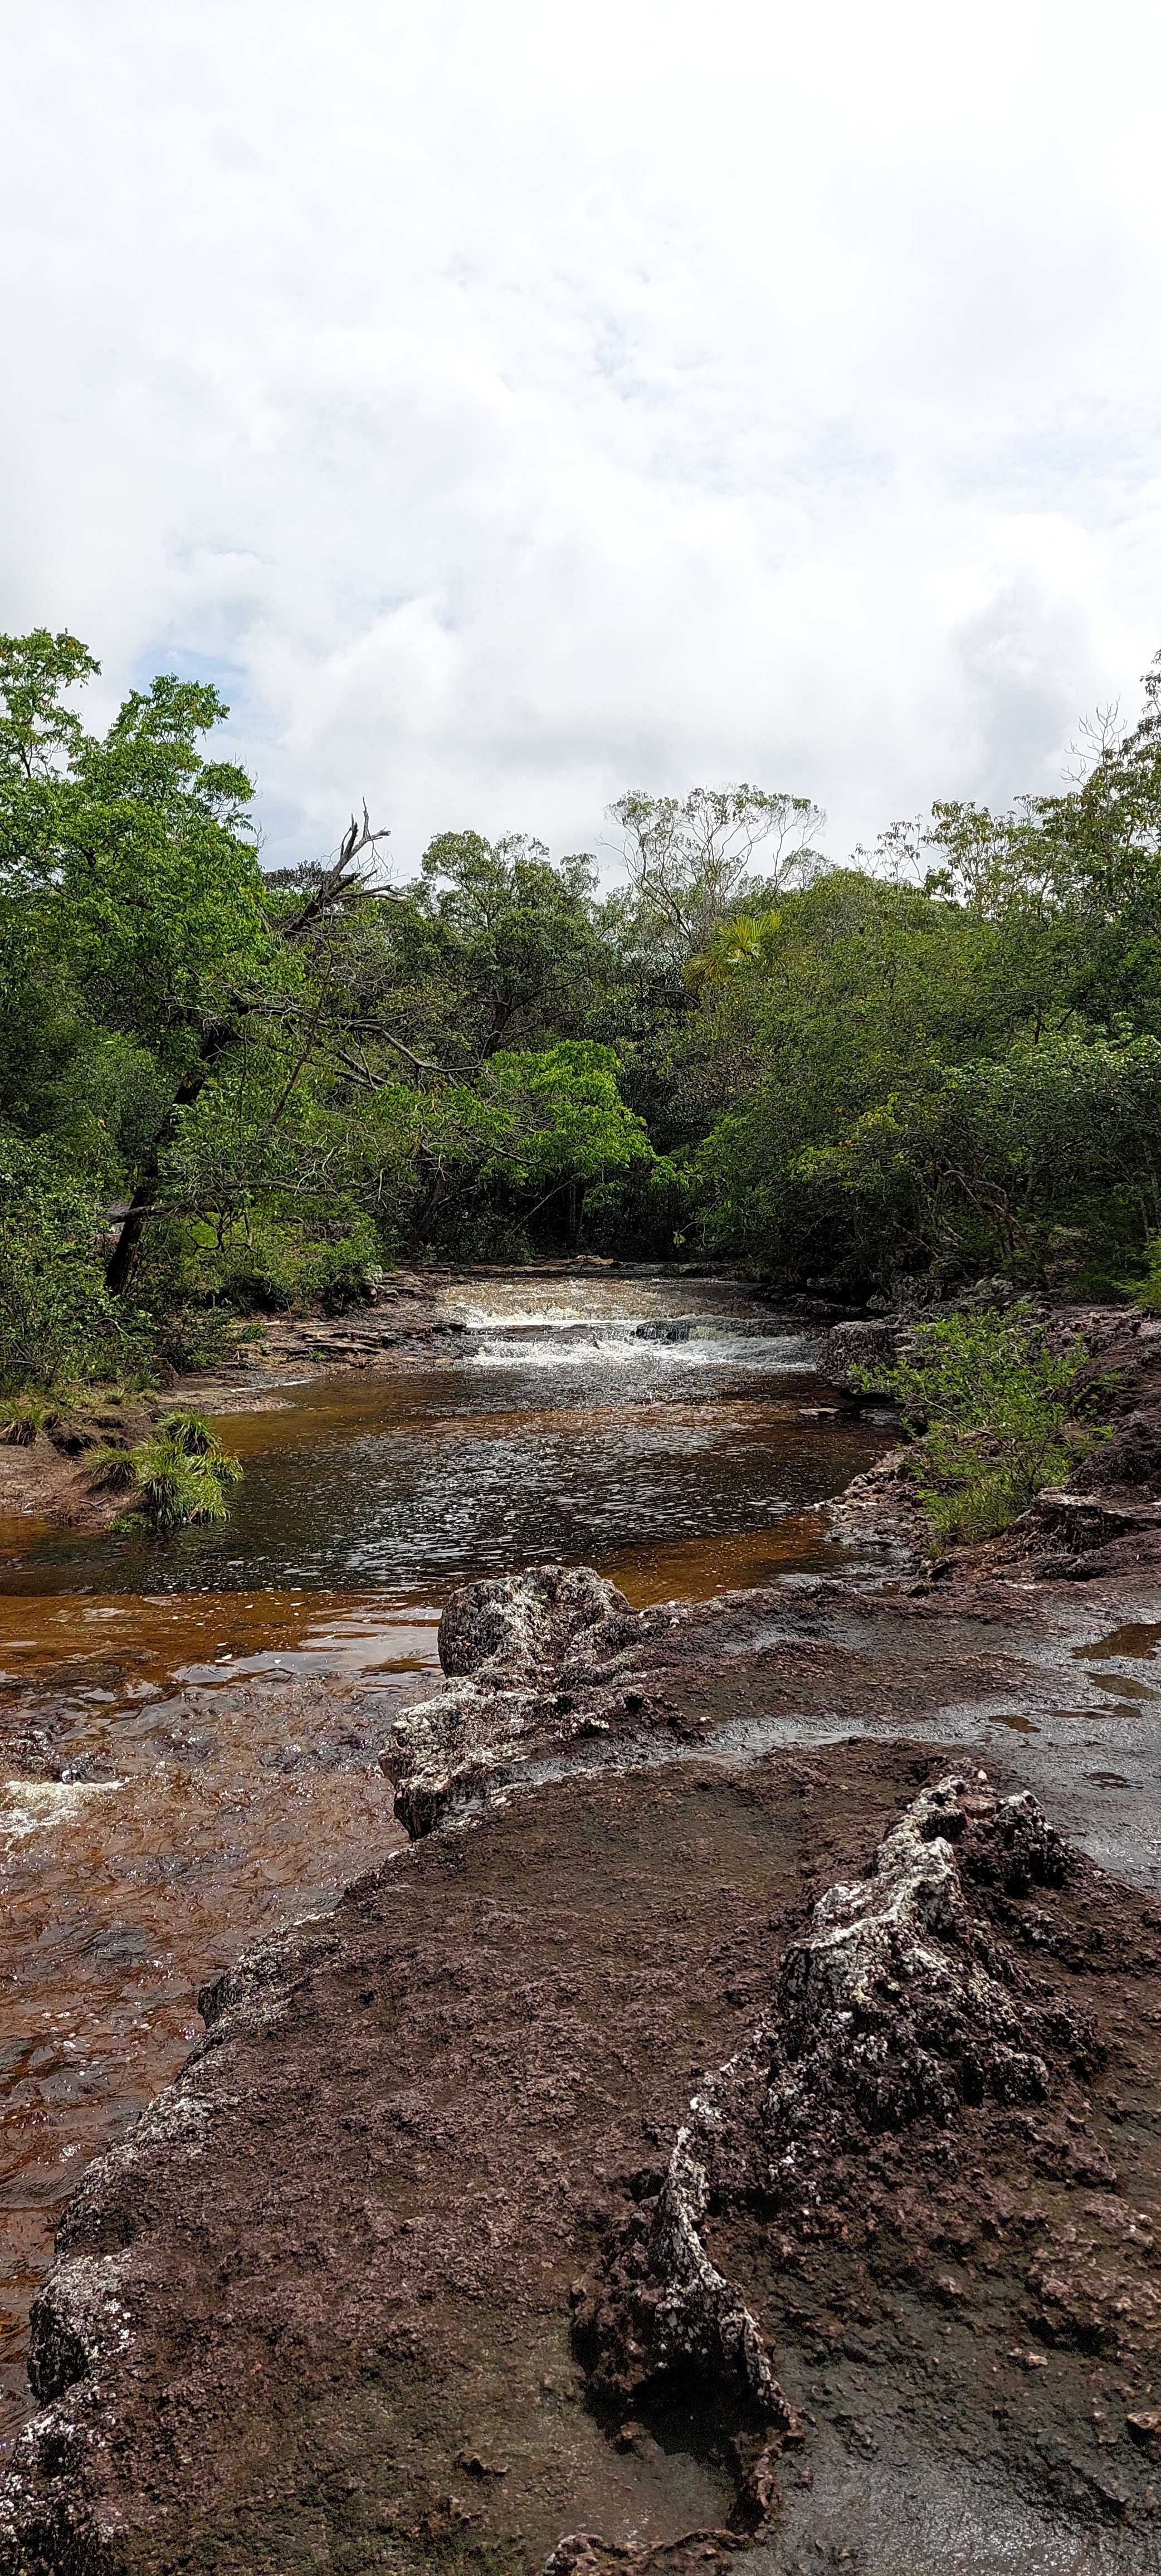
[105,1044,227,1295]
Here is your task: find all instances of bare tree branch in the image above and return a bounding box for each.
[279,803,396,940]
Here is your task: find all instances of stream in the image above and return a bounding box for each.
[0,1271,890,2450]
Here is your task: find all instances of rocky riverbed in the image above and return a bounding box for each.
[3,1285,1161,2572]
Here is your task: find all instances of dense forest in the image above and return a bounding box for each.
[2,625,1161,1392]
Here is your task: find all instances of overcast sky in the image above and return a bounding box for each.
[3,0,1160,880]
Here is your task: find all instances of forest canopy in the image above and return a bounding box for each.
[2,625,1160,1387]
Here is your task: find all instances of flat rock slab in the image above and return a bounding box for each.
[4,1738,1160,2575]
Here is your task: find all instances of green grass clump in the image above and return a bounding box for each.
[855,1304,1109,1546]
[0,1393,62,1445]
[87,1409,243,1534]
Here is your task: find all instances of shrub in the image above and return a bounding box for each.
[88,1409,242,1534]
[213,1214,381,1314]
[857,1304,1108,1544]
[0,1133,149,1392]
[1136,1237,1161,1314]
[149,1302,239,1375]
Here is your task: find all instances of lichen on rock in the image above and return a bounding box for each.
[437,1563,632,1681]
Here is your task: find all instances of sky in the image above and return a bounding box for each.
[2,0,1160,881]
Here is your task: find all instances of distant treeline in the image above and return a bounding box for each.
[2,626,1160,1387]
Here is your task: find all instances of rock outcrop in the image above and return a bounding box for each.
[2,1741,1158,2572]
[816,1318,899,1396]
[574,1776,1111,2535]
[437,1563,632,1682]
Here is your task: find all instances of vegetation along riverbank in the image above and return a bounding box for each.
[5,630,1161,1394]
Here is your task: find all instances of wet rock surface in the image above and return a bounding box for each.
[8,1291,1161,2572]
[2,1735,1159,2574]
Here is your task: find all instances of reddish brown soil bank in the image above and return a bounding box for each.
[2,1739,1159,2575]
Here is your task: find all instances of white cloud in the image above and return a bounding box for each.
[1,0,1159,876]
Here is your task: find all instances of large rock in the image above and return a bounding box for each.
[575,1775,1107,2534]
[389,1565,636,1835]
[816,1316,899,1394]
[437,1563,631,1681]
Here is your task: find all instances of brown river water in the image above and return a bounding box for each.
[0,1274,892,2449]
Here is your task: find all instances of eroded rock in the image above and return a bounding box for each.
[816,1319,899,1396]
[437,1564,632,1681]
[388,1565,637,1833]
[573,1776,1104,2536]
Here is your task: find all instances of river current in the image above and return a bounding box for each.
[0,1271,890,2446]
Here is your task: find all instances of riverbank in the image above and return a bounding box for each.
[3,1281,1161,2572]
[0,1271,464,1534]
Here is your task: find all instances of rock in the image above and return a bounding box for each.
[816,1319,899,1396]
[1072,1406,1161,1502]
[575,1775,1101,2530]
[825,1445,928,1560]
[27,2253,134,2403]
[544,2536,744,2575]
[1012,1489,1161,1558]
[388,1565,636,1835]
[437,1564,631,1681]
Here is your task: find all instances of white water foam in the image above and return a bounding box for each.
[466,1319,817,1371]
[2,1777,123,1845]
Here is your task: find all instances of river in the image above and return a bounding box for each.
[0,1269,890,2450]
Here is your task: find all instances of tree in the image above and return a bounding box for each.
[608,785,826,962]
[0,632,397,1292]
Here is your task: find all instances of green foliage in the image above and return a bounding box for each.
[90,1409,243,1534]
[212,1212,382,1314]
[0,1131,148,1391]
[858,1306,1106,1543]
[4,614,1161,1344]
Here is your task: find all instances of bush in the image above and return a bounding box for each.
[858,1305,1107,1544]
[88,1409,243,1534]
[149,1302,239,1375]
[213,1213,381,1314]
[1136,1237,1161,1314]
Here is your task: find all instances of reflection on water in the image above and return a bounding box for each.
[1,1348,880,1607]
[0,1282,891,2448]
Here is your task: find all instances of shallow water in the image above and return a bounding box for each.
[0,1279,890,2448]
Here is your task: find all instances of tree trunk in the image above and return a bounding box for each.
[104,1041,229,1295]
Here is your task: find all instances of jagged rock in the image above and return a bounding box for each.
[574,1777,1099,2531]
[825,1445,927,1560]
[387,1566,635,1835]
[544,2536,746,2574]
[1072,1405,1161,1500]
[1012,1487,1161,1557]
[594,2126,799,2431]
[816,1319,899,1395]
[437,1564,631,1681]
